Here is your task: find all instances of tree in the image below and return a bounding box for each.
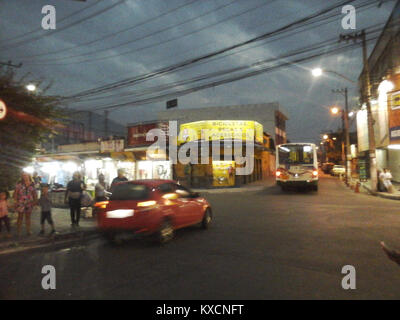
[0,67,63,190]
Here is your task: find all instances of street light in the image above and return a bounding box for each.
[330,106,340,115]
[311,68,356,84]
[311,68,323,77]
[26,83,36,92]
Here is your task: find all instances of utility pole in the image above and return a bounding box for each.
[104,110,109,138]
[332,88,351,185]
[340,29,377,191]
[0,61,22,68]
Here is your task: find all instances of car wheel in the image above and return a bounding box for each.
[103,231,116,243]
[201,208,212,229]
[158,219,174,244]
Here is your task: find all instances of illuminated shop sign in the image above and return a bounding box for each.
[178,120,263,145]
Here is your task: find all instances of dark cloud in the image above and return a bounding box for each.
[0,0,396,142]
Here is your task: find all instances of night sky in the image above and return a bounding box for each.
[0,0,396,143]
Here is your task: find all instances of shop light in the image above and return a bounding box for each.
[41,162,60,175]
[85,159,102,167]
[62,162,78,173]
[23,166,35,174]
[378,80,394,94]
[388,145,400,150]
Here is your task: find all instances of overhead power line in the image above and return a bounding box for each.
[61,0,386,97]
[62,0,358,99]
[0,0,104,44]
[22,0,275,64]
[69,28,383,113]
[65,0,385,103]
[13,0,202,60]
[0,0,127,50]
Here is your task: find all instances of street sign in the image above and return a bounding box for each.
[166,98,178,109]
[0,100,7,120]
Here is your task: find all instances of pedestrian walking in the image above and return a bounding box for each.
[38,184,55,235]
[65,172,85,227]
[13,172,37,236]
[95,173,109,202]
[0,191,11,238]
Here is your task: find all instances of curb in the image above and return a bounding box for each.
[361,184,400,200]
[0,228,99,256]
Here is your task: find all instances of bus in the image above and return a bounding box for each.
[275,143,318,191]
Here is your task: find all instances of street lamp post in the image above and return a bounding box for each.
[332,88,351,186]
[312,68,353,185]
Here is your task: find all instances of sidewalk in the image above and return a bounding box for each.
[192,177,276,194]
[359,179,400,200]
[0,207,97,255]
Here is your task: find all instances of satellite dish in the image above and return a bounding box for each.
[0,100,7,120]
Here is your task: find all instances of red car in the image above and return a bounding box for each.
[96,180,212,243]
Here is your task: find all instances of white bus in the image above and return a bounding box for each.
[276,143,318,191]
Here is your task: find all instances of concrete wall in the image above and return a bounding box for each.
[388,149,400,182]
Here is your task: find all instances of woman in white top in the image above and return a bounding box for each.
[383,168,393,193]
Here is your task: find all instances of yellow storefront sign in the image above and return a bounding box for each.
[178,120,263,145]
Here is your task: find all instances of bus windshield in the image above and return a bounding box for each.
[278,144,314,166]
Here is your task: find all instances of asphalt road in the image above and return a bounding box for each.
[1,176,400,299]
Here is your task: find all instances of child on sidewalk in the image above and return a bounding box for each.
[0,191,12,238]
[38,184,56,235]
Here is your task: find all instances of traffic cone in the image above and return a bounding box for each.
[355,182,360,193]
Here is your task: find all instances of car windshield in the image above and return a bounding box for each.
[110,183,150,201]
[278,145,313,165]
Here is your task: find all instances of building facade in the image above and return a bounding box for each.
[357,1,400,181]
[158,102,288,147]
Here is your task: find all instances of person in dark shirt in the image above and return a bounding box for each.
[65,172,85,227]
[110,169,128,192]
